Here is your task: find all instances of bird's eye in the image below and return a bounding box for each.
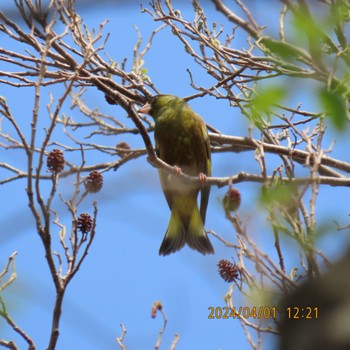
[148,95,156,104]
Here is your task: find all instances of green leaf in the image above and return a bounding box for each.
[293,10,322,42]
[248,86,286,127]
[260,38,301,60]
[253,86,286,111]
[259,182,299,212]
[319,87,347,130]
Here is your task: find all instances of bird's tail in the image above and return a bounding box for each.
[159,209,186,256]
[187,205,214,255]
[159,205,214,256]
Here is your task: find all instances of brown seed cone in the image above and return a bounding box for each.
[47,149,64,174]
[116,142,131,157]
[77,213,93,234]
[84,170,103,193]
[217,259,239,283]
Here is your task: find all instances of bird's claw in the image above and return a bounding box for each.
[173,165,182,175]
[198,173,207,184]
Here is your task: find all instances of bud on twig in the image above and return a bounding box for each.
[223,188,241,214]
[151,301,163,318]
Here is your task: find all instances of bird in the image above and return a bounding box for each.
[138,94,214,256]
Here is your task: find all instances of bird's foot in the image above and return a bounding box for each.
[173,165,182,175]
[198,173,207,184]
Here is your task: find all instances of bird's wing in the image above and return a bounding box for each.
[199,121,211,225]
[155,140,173,210]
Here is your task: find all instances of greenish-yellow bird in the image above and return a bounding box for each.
[138,94,214,256]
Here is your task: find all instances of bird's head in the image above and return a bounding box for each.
[138,94,184,120]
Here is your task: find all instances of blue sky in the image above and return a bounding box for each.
[0,1,349,350]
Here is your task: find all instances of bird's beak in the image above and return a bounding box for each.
[138,102,152,115]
